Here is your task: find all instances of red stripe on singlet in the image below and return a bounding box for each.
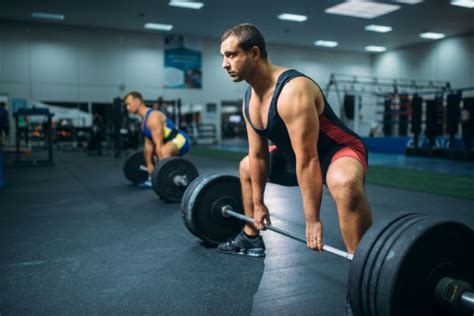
[319,115,368,171]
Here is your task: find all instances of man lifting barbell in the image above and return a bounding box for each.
[179,24,472,315]
[124,91,191,188]
[217,23,372,258]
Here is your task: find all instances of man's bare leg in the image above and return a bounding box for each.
[325,157,372,254]
[160,142,179,159]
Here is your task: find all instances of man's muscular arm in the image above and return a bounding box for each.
[243,103,271,230]
[278,78,324,251]
[148,113,165,160]
[143,137,155,174]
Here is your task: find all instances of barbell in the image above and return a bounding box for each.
[123,150,148,185]
[180,173,474,316]
[151,157,199,202]
[123,150,199,202]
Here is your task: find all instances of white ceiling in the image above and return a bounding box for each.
[0,0,473,53]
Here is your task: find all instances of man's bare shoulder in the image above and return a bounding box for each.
[147,111,164,128]
[279,77,317,104]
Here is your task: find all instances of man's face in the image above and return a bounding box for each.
[220,35,254,82]
[124,95,140,114]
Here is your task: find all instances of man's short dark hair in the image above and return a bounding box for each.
[221,23,268,59]
[124,91,143,102]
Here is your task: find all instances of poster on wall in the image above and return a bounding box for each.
[164,35,202,89]
[11,98,28,114]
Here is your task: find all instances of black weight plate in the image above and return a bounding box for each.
[151,157,199,202]
[180,174,217,239]
[123,150,147,184]
[377,217,473,316]
[349,212,419,316]
[180,174,244,246]
[365,214,425,316]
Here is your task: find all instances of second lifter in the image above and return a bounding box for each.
[124,91,191,187]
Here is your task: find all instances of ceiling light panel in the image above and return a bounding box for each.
[393,0,423,4]
[277,13,308,22]
[32,12,65,20]
[365,45,387,52]
[365,24,393,33]
[144,23,173,31]
[325,2,400,19]
[419,32,445,39]
[450,0,474,8]
[314,40,338,47]
[168,1,204,9]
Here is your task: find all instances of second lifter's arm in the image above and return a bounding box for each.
[278,78,324,251]
[148,113,165,160]
[143,137,155,174]
[243,103,271,230]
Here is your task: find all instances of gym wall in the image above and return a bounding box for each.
[0,20,371,117]
[372,34,474,88]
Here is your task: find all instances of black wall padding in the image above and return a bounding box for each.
[425,99,437,139]
[435,97,444,136]
[343,94,355,120]
[462,97,474,149]
[446,93,461,135]
[411,95,422,134]
[383,95,393,136]
[398,94,409,136]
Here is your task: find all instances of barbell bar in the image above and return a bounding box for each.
[221,205,354,260]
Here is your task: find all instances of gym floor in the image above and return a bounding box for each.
[1,151,473,315]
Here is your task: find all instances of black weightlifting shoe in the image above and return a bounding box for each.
[217,231,266,258]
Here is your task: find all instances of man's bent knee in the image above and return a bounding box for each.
[328,173,365,205]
